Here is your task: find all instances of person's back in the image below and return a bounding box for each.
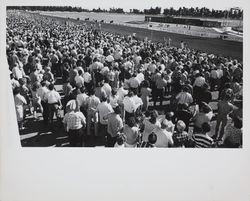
[124,124,139,146]
[95,86,107,101]
[192,122,213,148]
[154,126,173,148]
[96,100,113,125]
[142,118,161,142]
[217,100,234,119]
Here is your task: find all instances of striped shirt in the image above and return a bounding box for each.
[192,134,213,148]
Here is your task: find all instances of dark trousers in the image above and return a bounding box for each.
[48,103,59,123]
[68,128,83,147]
[41,101,49,124]
[98,123,108,145]
[154,88,164,106]
[106,134,118,147]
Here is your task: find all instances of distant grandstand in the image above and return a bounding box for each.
[145,15,222,27]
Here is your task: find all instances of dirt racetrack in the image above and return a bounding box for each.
[41,13,243,60]
[101,23,243,60]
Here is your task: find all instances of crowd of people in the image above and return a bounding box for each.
[7,11,243,148]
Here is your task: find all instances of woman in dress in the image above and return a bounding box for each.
[13,87,27,130]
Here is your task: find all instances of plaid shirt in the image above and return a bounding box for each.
[63,111,86,131]
[173,131,189,147]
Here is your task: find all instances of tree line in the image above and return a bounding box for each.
[7,6,243,19]
[7,6,125,14]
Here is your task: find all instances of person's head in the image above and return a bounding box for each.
[48,83,54,91]
[32,81,41,91]
[114,106,122,115]
[78,70,83,76]
[127,90,134,97]
[88,88,95,96]
[199,102,211,114]
[111,88,117,96]
[41,81,47,87]
[18,78,26,86]
[149,110,158,124]
[176,120,186,132]
[76,60,82,67]
[13,87,20,95]
[161,119,169,129]
[116,134,125,146]
[224,89,233,101]
[233,117,242,129]
[127,117,136,128]
[101,95,108,102]
[201,122,211,133]
[165,111,174,121]
[148,132,157,144]
[80,86,86,93]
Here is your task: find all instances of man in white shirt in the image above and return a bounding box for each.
[128,74,140,89]
[102,79,112,98]
[44,84,62,124]
[63,100,86,147]
[175,86,193,106]
[153,119,174,147]
[37,81,50,124]
[83,70,92,92]
[74,70,84,88]
[76,87,89,115]
[123,91,143,123]
[96,96,114,142]
[12,63,24,80]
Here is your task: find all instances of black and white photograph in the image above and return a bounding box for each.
[6,4,243,148]
[1,0,250,201]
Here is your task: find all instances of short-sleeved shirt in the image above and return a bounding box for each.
[124,125,139,145]
[154,127,173,147]
[193,76,205,87]
[192,133,213,148]
[107,113,123,137]
[96,102,113,125]
[76,93,89,108]
[63,111,86,131]
[83,72,92,83]
[156,78,168,89]
[87,95,100,110]
[176,92,193,105]
[45,90,61,104]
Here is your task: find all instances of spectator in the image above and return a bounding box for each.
[153,119,174,147]
[172,120,189,147]
[106,106,124,147]
[192,122,214,148]
[63,100,86,147]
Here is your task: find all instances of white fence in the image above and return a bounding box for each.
[114,22,243,42]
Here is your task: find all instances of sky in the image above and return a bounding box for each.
[74,0,244,11]
[7,0,244,12]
